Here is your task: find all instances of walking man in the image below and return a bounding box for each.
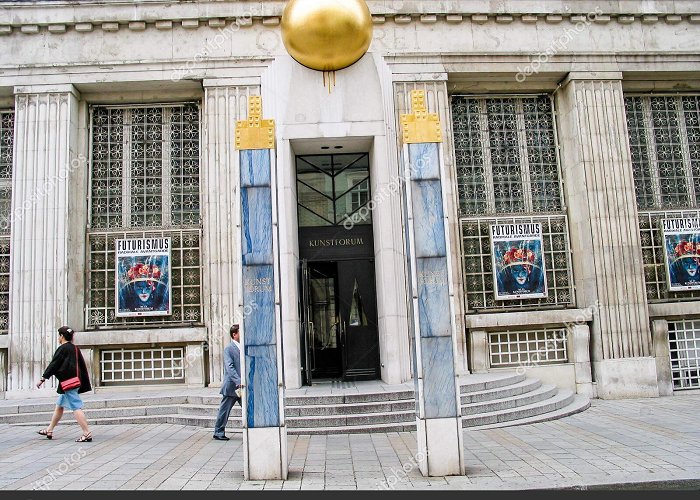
[213,324,241,441]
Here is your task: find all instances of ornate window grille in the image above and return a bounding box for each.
[460,215,573,311]
[627,95,700,302]
[87,104,202,328]
[638,209,700,302]
[668,320,700,390]
[625,95,700,211]
[100,347,186,384]
[452,95,563,216]
[0,110,13,334]
[489,328,568,368]
[452,96,573,311]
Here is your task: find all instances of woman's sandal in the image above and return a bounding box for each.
[76,432,92,443]
[37,429,53,440]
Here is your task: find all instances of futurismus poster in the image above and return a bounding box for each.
[115,237,172,317]
[490,223,547,300]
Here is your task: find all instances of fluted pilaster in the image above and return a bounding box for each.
[8,85,79,392]
[557,74,657,398]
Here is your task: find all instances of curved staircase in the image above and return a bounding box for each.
[0,372,589,434]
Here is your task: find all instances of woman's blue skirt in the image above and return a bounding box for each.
[56,389,84,410]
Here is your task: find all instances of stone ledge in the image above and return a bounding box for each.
[0,13,697,34]
[74,326,208,346]
[464,308,594,330]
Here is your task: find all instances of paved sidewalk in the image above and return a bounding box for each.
[1,392,699,490]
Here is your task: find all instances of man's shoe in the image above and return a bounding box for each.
[213,435,229,441]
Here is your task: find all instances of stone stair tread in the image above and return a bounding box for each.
[0,403,185,420]
[462,389,576,426]
[462,384,558,412]
[288,421,414,435]
[461,378,542,400]
[459,373,527,393]
[466,394,591,430]
[286,399,414,410]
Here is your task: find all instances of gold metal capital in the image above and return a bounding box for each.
[400,90,442,144]
[235,96,275,150]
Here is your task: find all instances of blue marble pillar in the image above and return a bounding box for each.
[240,148,280,428]
[406,143,458,420]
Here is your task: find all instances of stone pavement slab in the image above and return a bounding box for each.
[0,392,699,490]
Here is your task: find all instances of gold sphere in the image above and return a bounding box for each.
[281,0,373,72]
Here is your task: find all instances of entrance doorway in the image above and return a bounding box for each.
[295,152,380,384]
[300,259,379,383]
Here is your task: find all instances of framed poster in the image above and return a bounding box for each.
[490,223,547,300]
[115,237,172,317]
[662,218,700,291]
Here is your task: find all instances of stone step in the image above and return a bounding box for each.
[460,378,542,404]
[176,404,242,417]
[459,373,527,394]
[287,421,415,435]
[461,384,558,415]
[467,394,591,430]
[286,410,416,429]
[284,390,416,406]
[175,399,417,418]
[462,389,575,427]
[0,395,189,416]
[287,399,415,417]
[0,404,184,424]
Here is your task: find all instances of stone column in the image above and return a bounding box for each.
[570,324,594,398]
[236,96,287,480]
[651,319,673,396]
[184,343,205,387]
[0,347,7,392]
[7,85,80,393]
[468,330,489,374]
[400,90,464,477]
[556,73,658,399]
[202,81,258,387]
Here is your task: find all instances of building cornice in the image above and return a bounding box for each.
[1,0,699,36]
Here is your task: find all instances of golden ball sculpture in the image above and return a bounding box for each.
[281,0,373,72]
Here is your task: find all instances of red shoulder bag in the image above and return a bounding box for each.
[60,345,81,391]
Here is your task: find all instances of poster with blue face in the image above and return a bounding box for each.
[663,218,700,292]
[115,237,172,317]
[490,223,547,300]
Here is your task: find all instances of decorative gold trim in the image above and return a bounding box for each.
[400,90,442,144]
[235,96,275,150]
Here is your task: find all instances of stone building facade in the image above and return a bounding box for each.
[0,0,698,401]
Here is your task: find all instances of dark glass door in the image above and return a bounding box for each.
[306,263,342,379]
[300,259,380,383]
[337,260,380,381]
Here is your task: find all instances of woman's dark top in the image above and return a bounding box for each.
[42,342,92,394]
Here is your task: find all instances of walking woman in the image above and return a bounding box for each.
[36,326,93,442]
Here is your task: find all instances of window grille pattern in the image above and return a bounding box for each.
[0,110,13,336]
[489,329,568,368]
[625,95,700,210]
[668,320,700,390]
[88,103,202,328]
[0,240,9,334]
[100,347,185,384]
[90,104,200,229]
[451,95,563,216]
[87,229,202,327]
[0,110,13,235]
[460,215,573,311]
[638,210,700,302]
